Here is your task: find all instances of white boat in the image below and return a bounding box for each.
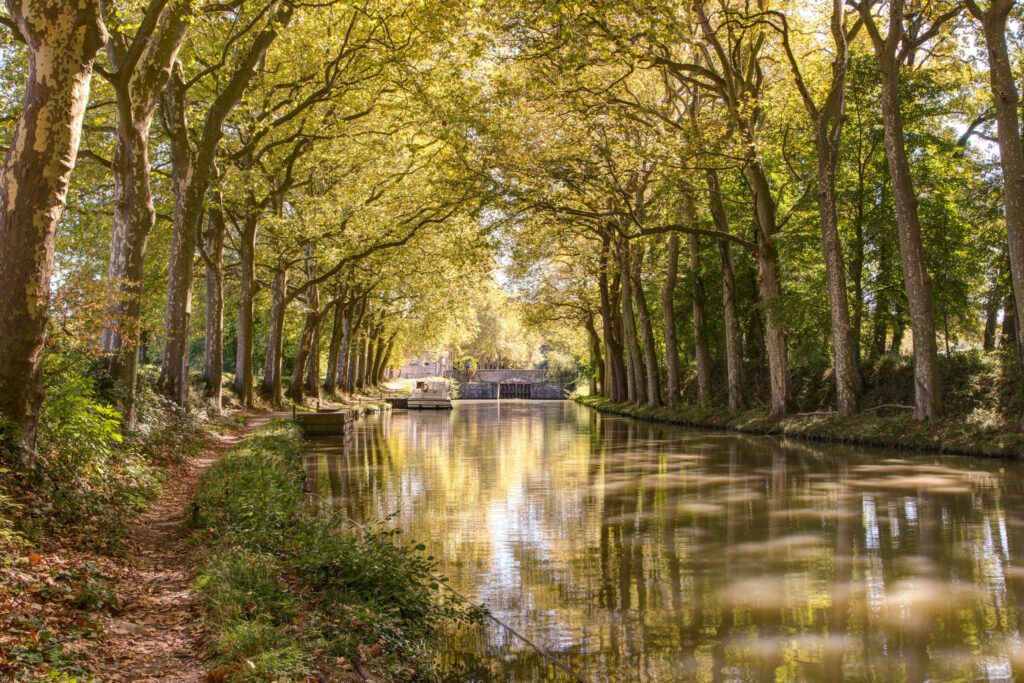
[408,380,452,409]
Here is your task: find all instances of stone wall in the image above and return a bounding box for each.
[456,381,568,400]
[458,382,498,399]
[529,383,570,400]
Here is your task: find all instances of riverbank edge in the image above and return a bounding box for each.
[191,417,473,681]
[574,395,1024,458]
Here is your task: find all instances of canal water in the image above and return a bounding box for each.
[303,400,1024,682]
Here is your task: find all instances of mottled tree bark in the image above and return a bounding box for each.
[585,313,606,396]
[335,308,352,392]
[878,62,942,418]
[745,161,791,417]
[855,0,945,419]
[661,233,681,406]
[354,335,369,390]
[0,0,105,457]
[345,332,359,393]
[341,296,367,393]
[1003,293,1020,353]
[630,248,662,406]
[707,170,743,411]
[157,65,198,403]
[814,128,860,414]
[202,197,226,410]
[376,333,396,384]
[262,267,288,406]
[689,0,789,416]
[688,233,712,408]
[233,205,257,406]
[303,248,320,397]
[967,0,1024,370]
[323,296,346,394]
[159,5,294,403]
[305,322,320,397]
[781,0,859,414]
[598,237,627,402]
[619,241,647,404]
[362,329,378,389]
[370,329,391,386]
[287,310,317,403]
[102,1,191,421]
[983,303,999,351]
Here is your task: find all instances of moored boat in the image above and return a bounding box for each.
[408,380,452,409]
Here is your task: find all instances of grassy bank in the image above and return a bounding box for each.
[192,420,479,681]
[577,395,1024,457]
[578,352,1024,457]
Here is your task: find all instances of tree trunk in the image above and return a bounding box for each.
[707,170,743,410]
[599,235,627,401]
[336,307,352,392]
[745,161,791,417]
[851,152,869,366]
[103,124,154,415]
[354,335,368,391]
[631,249,662,406]
[0,0,105,457]
[370,329,390,386]
[287,308,317,404]
[345,333,359,393]
[304,319,320,397]
[815,129,859,415]
[324,298,346,394]
[377,334,396,384]
[203,200,225,410]
[661,234,681,407]
[102,2,190,422]
[158,66,202,404]
[362,331,378,389]
[877,61,943,419]
[340,296,367,393]
[233,201,257,406]
[688,233,711,408]
[975,3,1024,370]
[159,4,294,404]
[983,302,999,351]
[619,241,647,404]
[302,247,320,397]
[1003,293,1020,353]
[585,314,605,396]
[262,266,288,406]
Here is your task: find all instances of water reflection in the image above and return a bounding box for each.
[303,401,1024,682]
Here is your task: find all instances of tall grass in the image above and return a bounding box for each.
[192,421,481,681]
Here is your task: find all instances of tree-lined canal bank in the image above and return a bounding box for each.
[307,400,1024,681]
[575,395,1024,459]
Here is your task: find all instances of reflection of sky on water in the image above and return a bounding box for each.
[304,401,1024,682]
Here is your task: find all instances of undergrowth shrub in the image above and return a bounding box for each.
[5,354,208,546]
[27,357,159,544]
[0,474,23,551]
[131,368,207,464]
[193,421,482,681]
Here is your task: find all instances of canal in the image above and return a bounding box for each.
[303,400,1023,681]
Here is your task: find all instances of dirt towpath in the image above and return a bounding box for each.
[87,411,288,682]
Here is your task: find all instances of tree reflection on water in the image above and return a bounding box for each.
[304,401,1023,682]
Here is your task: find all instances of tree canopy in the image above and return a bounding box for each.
[1,0,1023,461]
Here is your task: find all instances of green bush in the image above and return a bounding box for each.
[28,359,159,542]
[0,473,23,550]
[193,421,482,681]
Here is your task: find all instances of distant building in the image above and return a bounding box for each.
[397,351,453,379]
